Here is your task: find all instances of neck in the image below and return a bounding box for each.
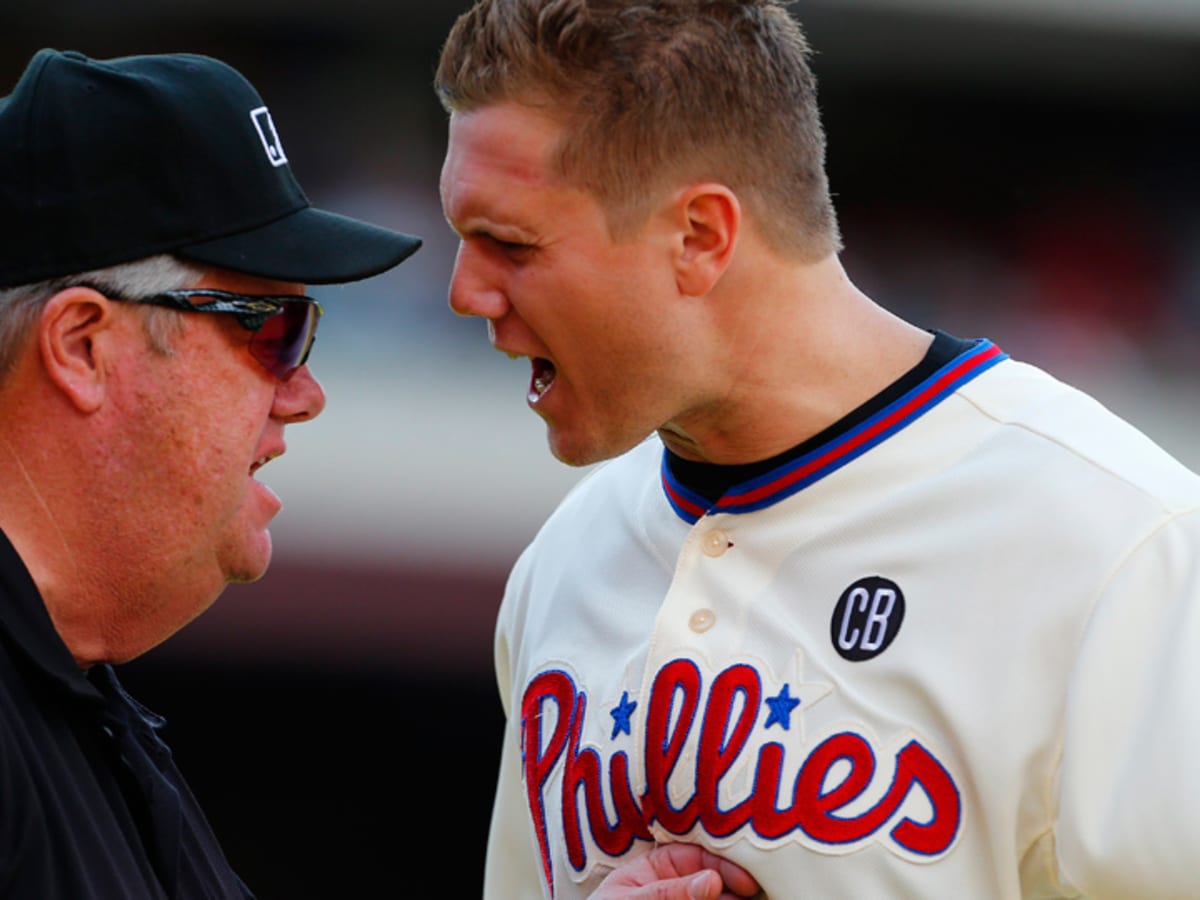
[659,254,932,464]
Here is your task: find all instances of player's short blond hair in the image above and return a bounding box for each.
[435,0,842,261]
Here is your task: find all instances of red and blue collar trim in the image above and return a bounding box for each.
[662,339,1008,524]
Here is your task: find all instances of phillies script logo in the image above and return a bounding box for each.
[522,659,962,894]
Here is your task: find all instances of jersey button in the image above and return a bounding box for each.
[689,609,716,633]
[701,529,730,557]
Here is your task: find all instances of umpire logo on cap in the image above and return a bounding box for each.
[250,106,288,167]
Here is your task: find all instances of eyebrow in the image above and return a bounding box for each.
[453,216,539,245]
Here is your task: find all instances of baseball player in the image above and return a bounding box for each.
[435,1,1200,898]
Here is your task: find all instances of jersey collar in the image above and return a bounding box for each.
[662,338,1008,524]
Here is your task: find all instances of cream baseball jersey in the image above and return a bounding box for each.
[483,336,1200,899]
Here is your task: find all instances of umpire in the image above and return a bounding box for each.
[0,48,420,897]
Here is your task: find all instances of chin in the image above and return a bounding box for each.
[225,530,274,584]
[548,427,643,468]
[547,432,598,468]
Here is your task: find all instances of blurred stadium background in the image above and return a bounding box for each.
[4,0,1198,895]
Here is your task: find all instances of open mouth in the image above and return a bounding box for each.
[249,451,280,477]
[529,357,556,402]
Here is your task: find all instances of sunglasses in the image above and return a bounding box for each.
[113,288,323,381]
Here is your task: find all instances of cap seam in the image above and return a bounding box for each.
[177,197,314,248]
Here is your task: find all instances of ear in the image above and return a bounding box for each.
[671,183,740,298]
[38,287,117,414]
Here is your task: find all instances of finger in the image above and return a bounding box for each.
[680,848,758,897]
[716,857,760,896]
[687,870,721,899]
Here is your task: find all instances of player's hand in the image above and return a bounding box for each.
[589,843,760,899]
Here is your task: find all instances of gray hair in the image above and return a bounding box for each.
[0,255,205,379]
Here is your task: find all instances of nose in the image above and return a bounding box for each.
[272,364,327,423]
[447,240,510,321]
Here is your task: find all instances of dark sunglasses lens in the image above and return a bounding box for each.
[249,303,320,380]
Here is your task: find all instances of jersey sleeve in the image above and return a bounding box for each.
[1056,507,1200,896]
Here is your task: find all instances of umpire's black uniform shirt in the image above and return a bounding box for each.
[0,530,254,899]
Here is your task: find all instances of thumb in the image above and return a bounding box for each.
[687,870,721,900]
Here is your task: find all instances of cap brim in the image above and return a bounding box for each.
[177,206,423,285]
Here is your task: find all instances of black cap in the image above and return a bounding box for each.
[0,48,423,288]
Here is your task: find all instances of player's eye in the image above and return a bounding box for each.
[486,234,535,257]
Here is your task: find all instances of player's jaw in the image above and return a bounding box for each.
[497,331,665,465]
[534,366,662,467]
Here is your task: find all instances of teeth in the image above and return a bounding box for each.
[506,352,521,360]
[250,452,280,475]
[531,359,557,398]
